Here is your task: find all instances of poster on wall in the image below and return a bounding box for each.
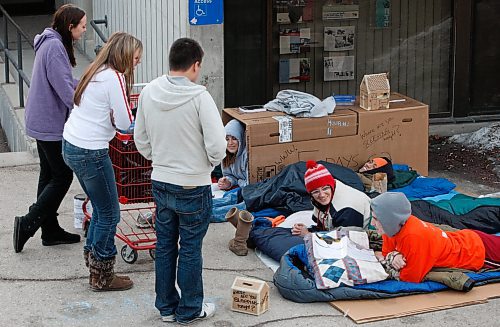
[322,1,359,20]
[275,0,314,24]
[324,26,355,51]
[324,56,355,81]
[279,28,311,54]
[280,58,311,83]
[375,0,391,28]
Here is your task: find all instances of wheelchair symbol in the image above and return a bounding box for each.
[196,5,207,17]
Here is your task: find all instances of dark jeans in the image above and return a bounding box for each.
[35,140,73,235]
[62,139,120,260]
[152,180,212,322]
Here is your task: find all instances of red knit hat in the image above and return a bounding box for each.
[304,160,336,193]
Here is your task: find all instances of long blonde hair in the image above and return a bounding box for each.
[74,32,143,106]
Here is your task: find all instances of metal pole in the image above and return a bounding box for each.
[17,32,23,107]
[4,15,9,83]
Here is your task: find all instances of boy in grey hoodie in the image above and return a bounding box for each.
[134,38,226,324]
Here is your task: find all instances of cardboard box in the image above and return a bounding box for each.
[231,277,269,315]
[222,93,428,183]
[223,108,357,146]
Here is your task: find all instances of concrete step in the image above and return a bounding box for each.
[0,151,38,167]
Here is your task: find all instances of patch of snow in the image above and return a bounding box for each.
[449,122,500,151]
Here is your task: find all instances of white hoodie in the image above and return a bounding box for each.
[134,75,226,186]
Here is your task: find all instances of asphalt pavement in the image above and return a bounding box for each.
[0,156,498,327]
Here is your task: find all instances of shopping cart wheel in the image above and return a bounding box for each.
[120,245,138,264]
[149,248,156,260]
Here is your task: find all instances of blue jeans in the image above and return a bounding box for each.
[152,180,212,322]
[211,189,246,223]
[62,139,120,260]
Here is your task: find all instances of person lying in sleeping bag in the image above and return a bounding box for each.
[291,160,371,237]
[370,192,500,283]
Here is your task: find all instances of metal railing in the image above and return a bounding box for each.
[0,4,33,108]
[90,15,108,54]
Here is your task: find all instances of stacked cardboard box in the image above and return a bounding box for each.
[222,93,428,183]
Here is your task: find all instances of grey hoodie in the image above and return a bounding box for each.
[25,28,77,141]
[134,75,227,186]
[222,119,248,188]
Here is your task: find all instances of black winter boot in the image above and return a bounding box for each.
[13,204,45,253]
[41,213,81,246]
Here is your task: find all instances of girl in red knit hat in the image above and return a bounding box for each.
[291,160,371,236]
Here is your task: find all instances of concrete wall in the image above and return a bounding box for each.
[67,0,225,109]
[190,24,224,109]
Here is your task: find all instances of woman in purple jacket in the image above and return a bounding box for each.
[13,4,87,253]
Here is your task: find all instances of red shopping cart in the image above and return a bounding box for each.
[82,93,157,264]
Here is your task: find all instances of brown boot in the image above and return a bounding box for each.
[89,253,133,291]
[84,250,91,285]
[229,210,254,256]
[225,207,240,228]
[84,250,130,286]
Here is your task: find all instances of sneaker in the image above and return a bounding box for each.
[161,314,175,323]
[136,212,154,228]
[177,303,215,325]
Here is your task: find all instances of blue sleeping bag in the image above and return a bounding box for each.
[273,244,500,303]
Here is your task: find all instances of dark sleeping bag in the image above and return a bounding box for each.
[411,200,500,234]
[249,218,303,261]
[242,161,364,214]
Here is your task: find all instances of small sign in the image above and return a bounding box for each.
[189,0,224,25]
[273,116,293,143]
[322,4,359,20]
[375,0,391,28]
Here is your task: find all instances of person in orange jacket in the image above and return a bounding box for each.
[370,192,500,283]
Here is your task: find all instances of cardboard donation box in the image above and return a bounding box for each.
[222,93,428,183]
[360,73,390,110]
[231,277,269,315]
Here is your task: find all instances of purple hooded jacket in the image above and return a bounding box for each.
[25,28,77,141]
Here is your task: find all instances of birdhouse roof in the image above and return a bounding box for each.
[362,73,390,92]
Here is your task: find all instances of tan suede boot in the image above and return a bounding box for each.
[225,207,240,228]
[89,253,133,291]
[228,210,254,256]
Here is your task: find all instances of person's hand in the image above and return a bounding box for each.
[291,223,309,237]
[218,177,231,190]
[391,253,407,270]
[374,251,385,262]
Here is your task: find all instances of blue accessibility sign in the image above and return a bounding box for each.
[189,0,224,25]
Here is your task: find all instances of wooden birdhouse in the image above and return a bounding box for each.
[359,73,390,110]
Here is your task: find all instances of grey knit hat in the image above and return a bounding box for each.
[370,192,411,237]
